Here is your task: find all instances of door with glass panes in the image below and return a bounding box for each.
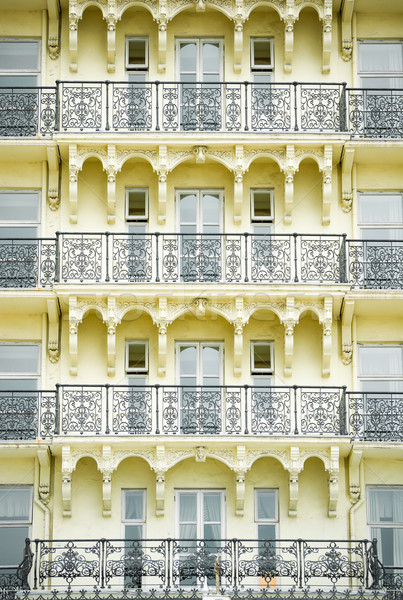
[178,190,222,282]
[177,39,223,130]
[177,342,223,434]
[176,490,224,587]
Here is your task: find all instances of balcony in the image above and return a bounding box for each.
[2,537,383,594]
[1,234,403,289]
[1,385,402,442]
[0,82,403,137]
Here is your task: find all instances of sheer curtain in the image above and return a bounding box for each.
[370,488,403,567]
[0,487,31,520]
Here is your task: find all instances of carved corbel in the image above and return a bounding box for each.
[282,297,296,377]
[322,145,332,225]
[191,298,208,317]
[233,145,245,225]
[101,446,113,516]
[157,17,167,73]
[105,145,120,224]
[37,448,51,504]
[62,446,74,517]
[341,299,354,365]
[69,1,80,72]
[156,472,165,516]
[106,17,117,73]
[288,447,300,517]
[341,147,354,212]
[69,296,82,376]
[348,448,362,505]
[47,146,60,210]
[327,446,339,517]
[105,317,120,377]
[157,146,168,225]
[233,17,244,74]
[233,297,246,377]
[193,145,208,163]
[283,145,296,224]
[283,1,297,74]
[193,0,205,11]
[195,446,206,462]
[322,296,332,377]
[69,144,80,224]
[322,0,332,74]
[157,297,169,376]
[47,0,60,59]
[47,298,60,363]
[341,0,354,61]
[236,472,246,516]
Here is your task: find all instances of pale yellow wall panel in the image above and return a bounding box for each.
[0,458,35,485]
[356,14,403,39]
[356,318,403,343]
[0,11,42,37]
[0,315,42,340]
[356,166,403,191]
[76,161,109,230]
[292,161,323,232]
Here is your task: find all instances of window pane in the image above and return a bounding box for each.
[369,488,403,522]
[0,192,39,222]
[372,527,403,567]
[179,523,197,539]
[127,190,147,219]
[179,493,197,522]
[359,194,402,224]
[180,346,197,376]
[0,487,31,521]
[253,343,272,371]
[360,43,403,72]
[0,75,38,87]
[258,523,276,540]
[125,524,143,539]
[359,346,403,376]
[252,190,272,219]
[180,43,197,73]
[257,490,276,520]
[0,379,37,391]
[0,345,39,374]
[204,493,221,522]
[361,228,403,241]
[0,527,29,566]
[0,42,39,71]
[127,343,147,371]
[253,40,272,67]
[125,491,144,520]
[180,193,197,224]
[128,40,146,66]
[202,43,220,74]
[202,346,220,377]
[202,193,220,226]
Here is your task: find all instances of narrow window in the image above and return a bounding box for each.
[0,486,32,577]
[122,489,146,588]
[0,191,40,238]
[251,38,274,82]
[126,341,148,376]
[126,189,148,223]
[126,38,148,82]
[368,487,403,573]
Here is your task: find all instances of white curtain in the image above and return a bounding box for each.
[370,488,403,567]
[0,487,30,520]
[125,491,144,520]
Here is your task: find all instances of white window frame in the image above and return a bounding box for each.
[176,189,224,233]
[0,39,41,84]
[0,485,33,570]
[0,343,41,388]
[126,37,149,71]
[251,38,274,71]
[176,38,224,81]
[359,40,403,87]
[175,489,226,539]
[255,488,278,536]
[126,341,149,375]
[251,189,274,223]
[358,344,403,390]
[121,489,146,537]
[0,190,41,237]
[125,188,149,222]
[176,341,224,385]
[367,485,403,568]
[251,341,274,375]
[358,191,403,239]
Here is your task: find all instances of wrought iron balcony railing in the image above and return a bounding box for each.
[1,233,403,290]
[1,384,403,442]
[1,82,403,137]
[6,537,382,592]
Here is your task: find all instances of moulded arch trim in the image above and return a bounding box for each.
[295,153,323,171]
[245,1,283,20]
[78,304,107,322]
[247,453,289,471]
[166,452,234,472]
[168,2,232,22]
[118,303,156,323]
[300,453,329,471]
[297,305,322,323]
[169,304,233,326]
[118,1,157,20]
[245,152,284,172]
[113,452,154,471]
[73,453,102,472]
[295,3,322,20]
[78,2,107,19]
[207,154,233,172]
[117,152,158,173]
[77,152,107,171]
[245,304,283,323]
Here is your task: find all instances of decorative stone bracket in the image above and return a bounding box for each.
[341,147,355,213]
[100,446,116,516]
[282,297,297,377]
[61,445,75,517]
[68,144,80,224]
[47,146,60,211]
[47,298,60,364]
[348,448,362,505]
[37,448,51,504]
[157,146,168,224]
[104,298,121,378]
[341,299,354,365]
[288,447,301,517]
[321,145,333,225]
[68,296,83,376]
[233,297,248,377]
[321,296,332,377]
[233,145,246,224]
[282,145,297,224]
[327,446,339,517]
[104,145,122,224]
[341,0,354,62]
[47,0,60,59]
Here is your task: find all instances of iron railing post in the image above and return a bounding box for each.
[54,232,60,283]
[293,385,299,435]
[298,539,303,588]
[55,384,60,435]
[341,385,347,435]
[155,384,160,435]
[105,232,110,282]
[105,82,110,131]
[105,384,110,434]
[233,538,238,589]
[244,384,249,434]
[155,81,160,131]
[33,539,39,589]
[340,82,347,132]
[341,233,347,283]
[244,82,249,131]
[155,232,160,282]
[244,233,249,282]
[293,82,299,131]
[293,233,299,282]
[166,538,172,588]
[55,80,60,132]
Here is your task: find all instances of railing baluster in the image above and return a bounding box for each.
[105,81,110,131]
[293,233,299,282]
[244,384,249,435]
[155,232,160,282]
[155,384,160,435]
[105,384,110,435]
[155,81,160,131]
[293,82,299,131]
[293,385,299,435]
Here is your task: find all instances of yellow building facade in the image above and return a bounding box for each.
[0,0,403,598]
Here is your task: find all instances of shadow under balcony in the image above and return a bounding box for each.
[1,385,403,442]
[1,234,403,290]
[3,537,388,596]
[0,82,403,137]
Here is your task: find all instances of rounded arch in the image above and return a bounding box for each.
[246,304,283,323]
[167,453,235,472]
[118,303,156,323]
[246,1,283,20]
[169,2,233,22]
[169,153,233,174]
[78,152,106,172]
[79,304,106,322]
[73,454,101,472]
[247,453,289,471]
[118,1,157,20]
[297,306,322,323]
[300,453,329,471]
[114,453,154,471]
[245,152,284,172]
[118,152,158,173]
[79,2,105,19]
[296,2,322,20]
[295,153,323,172]
[169,303,233,326]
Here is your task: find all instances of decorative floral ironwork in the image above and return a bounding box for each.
[180,85,222,131]
[172,540,233,587]
[60,83,102,131]
[347,240,403,289]
[60,386,102,435]
[300,85,344,131]
[112,234,153,282]
[300,236,342,283]
[112,84,152,131]
[0,239,55,288]
[303,541,365,585]
[38,540,101,588]
[251,84,291,131]
[105,540,166,588]
[251,236,292,282]
[112,387,153,434]
[0,392,38,440]
[300,388,342,435]
[348,392,403,441]
[348,90,403,138]
[251,388,291,435]
[181,389,222,434]
[237,540,298,586]
[60,234,103,283]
